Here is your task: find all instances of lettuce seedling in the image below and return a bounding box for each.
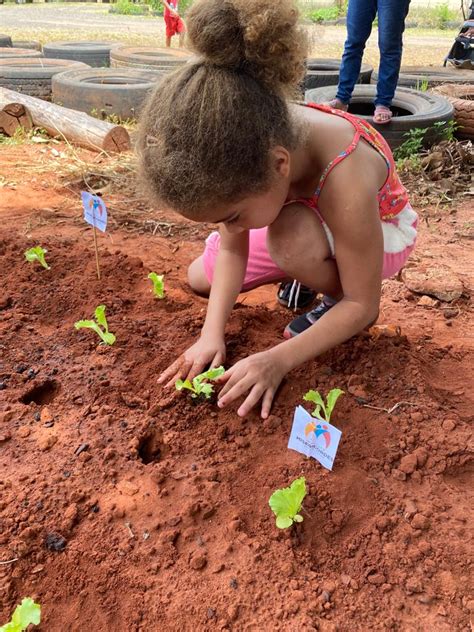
[303,388,344,422]
[269,477,307,529]
[0,597,41,632]
[175,366,225,399]
[74,304,116,345]
[24,246,50,270]
[148,272,165,299]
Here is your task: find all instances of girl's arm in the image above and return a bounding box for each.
[218,156,383,417]
[163,0,178,14]
[158,227,248,385]
[201,226,249,339]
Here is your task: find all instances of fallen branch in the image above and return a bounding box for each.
[0,87,130,153]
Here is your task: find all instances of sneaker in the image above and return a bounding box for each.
[277,281,317,310]
[283,300,335,338]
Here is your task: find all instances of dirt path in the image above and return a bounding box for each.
[0,3,456,66]
[0,141,473,631]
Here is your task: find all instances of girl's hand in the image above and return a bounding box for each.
[217,350,287,419]
[158,335,226,388]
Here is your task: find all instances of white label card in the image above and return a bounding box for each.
[81,191,107,232]
[288,406,342,471]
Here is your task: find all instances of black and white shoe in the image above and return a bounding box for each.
[277,281,317,310]
[283,300,335,338]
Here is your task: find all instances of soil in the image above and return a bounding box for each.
[0,142,473,632]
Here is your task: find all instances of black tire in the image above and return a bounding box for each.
[0,58,90,99]
[305,84,454,149]
[43,42,118,68]
[305,58,373,90]
[110,46,191,71]
[51,68,164,119]
[372,66,474,89]
[0,47,42,59]
[0,35,12,48]
[12,40,42,51]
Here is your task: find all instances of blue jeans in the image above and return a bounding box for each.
[336,0,411,107]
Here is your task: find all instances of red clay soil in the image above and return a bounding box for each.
[0,144,473,632]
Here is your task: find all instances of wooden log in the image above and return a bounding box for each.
[0,102,32,136]
[0,87,130,153]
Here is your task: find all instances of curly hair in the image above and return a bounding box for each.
[138,0,307,217]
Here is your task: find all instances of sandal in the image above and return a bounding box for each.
[326,98,348,112]
[373,105,393,124]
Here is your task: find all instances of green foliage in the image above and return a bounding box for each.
[24,246,50,270]
[393,127,427,161]
[0,598,41,632]
[308,6,340,23]
[394,120,458,163]
[303,388,344,423]
[112,0,148,15]
[148,272,165,299]
[74,305,116,346]
[434,3,457,28]
[269,477,307,529]
[433,119,457,142]
[175,366,225,399]
[415,78,429,92]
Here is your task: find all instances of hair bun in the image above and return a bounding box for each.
[187,0,307,93]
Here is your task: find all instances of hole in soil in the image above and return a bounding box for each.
[348,103,412,117]
[137,429,166,465]
[20,379,59,405]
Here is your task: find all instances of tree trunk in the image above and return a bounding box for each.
[0,87,131,153]
[0,102,33,136]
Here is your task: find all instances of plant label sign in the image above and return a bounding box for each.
[288,406,342,471]
[81,191,107,233]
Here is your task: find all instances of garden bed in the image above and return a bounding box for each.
[0,142,473,631]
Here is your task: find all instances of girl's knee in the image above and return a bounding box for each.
[267,204,330,270]
[187,256,211,296]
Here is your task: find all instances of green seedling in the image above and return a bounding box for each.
[74,304,116,346]
[148,272,165,299]
[24,246,50,270]
[0,597,41,632]
[303,388,344,423]
[175,366,225,399]
[269,477,307,529]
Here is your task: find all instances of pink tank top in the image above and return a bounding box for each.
[306,102,409,220]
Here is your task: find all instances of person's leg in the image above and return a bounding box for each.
[375,0,411,110]
[188,205,341,300]
[335,0,377,105]
[166,36,172,48]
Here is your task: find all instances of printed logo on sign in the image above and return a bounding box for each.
[305,420,331,449]
[288,406,342,471]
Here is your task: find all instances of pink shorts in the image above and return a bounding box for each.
[202,202,418,292]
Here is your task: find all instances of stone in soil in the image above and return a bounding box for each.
[402,266,464,302]
[45,532,67,552]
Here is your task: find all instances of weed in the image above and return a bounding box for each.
[415,78,429,92]
[434,119,457,142]
[269,477,307,529]
[0,598,41,632]
[393,127,427,161]
[308,6,340,22]
[24,246,50,270]
[74,305,116,346]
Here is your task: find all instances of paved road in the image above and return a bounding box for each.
[0,3,454,66]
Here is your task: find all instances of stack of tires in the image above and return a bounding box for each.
[305,58,373,90]
[110,46,191,72]
[305,85,454,150]
[43,41,117,68]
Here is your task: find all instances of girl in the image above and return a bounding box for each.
[139,0,417,420]
[163,0,186,48]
